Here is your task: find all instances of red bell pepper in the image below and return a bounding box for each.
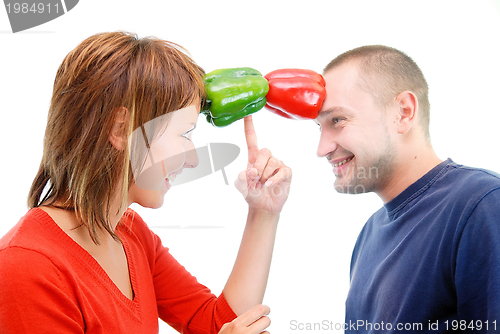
[264,69,326,120]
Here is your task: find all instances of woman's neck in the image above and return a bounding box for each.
[40,193,127,247]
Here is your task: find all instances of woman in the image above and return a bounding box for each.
[0,32,292,333]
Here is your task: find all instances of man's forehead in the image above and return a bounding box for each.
[318,65,359,117]
[323,61,361,81]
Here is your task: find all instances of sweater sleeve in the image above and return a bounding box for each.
[123,210,237,334]
[455,188,500,328]
[150,231,237,334]
[0,246,84,334]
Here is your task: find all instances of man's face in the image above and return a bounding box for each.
[316,62,396,194]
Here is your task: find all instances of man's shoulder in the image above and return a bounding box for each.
[448,160,500,178]
[440,160,500,194]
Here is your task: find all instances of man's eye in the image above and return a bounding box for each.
[332,118,344,126]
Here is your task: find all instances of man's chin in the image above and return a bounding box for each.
[334,180,368,195]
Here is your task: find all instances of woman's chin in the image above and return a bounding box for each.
[131,187,169,210]
[139,197,165,209]
[149,191,168,209]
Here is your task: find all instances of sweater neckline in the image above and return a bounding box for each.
[384,158,453,217]
[31,208,140,311]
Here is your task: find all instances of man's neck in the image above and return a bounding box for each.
[377,147,443,204]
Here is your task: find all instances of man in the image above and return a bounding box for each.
[316,45,500,333]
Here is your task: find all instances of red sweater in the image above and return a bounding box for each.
[0,208,237,333]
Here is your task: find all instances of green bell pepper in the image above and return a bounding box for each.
[202,67,269,127]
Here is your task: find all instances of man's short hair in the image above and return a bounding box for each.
[324,45,430,138]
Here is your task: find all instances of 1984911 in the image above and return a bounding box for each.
[6,2,61,14]
[445,320,496,331]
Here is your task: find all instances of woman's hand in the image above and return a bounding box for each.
[219,305,271,334]
[235,116,292,215]
[224,116,288,314]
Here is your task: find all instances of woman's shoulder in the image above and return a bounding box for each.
[0,241,63,279]
[118,208,162,248]
[0,208,77,283]
[117,208,170,270]
[1,208,68,252]
[119,208,148,233]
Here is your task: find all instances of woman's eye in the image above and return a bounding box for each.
[182,126,196,141]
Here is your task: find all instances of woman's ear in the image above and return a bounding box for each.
[395,91,418,135]
[109,107,129,150]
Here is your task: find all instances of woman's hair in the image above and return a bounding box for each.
[28,31,206,244]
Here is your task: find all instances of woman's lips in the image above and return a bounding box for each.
[166,173,178,182]
[164,171,181,190]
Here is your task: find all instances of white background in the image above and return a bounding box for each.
[1,1,500,333]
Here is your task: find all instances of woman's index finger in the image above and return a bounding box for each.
[244,115,259,167]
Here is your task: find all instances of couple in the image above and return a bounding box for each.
[1,32,498,333]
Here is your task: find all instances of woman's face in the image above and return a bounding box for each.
[128,104,199,209]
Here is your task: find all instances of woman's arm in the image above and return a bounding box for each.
[223,115,292,315]
[222,209,279,315]
[0,247,85,334]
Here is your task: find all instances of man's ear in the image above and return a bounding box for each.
[109,107,129,151]
[395,91,418,135]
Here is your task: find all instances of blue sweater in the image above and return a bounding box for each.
[346,159,500,333]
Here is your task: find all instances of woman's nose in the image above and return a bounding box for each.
[184,141,199,168]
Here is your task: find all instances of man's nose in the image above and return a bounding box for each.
[317,128,338,158]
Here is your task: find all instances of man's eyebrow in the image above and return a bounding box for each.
[317,107,345,118]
